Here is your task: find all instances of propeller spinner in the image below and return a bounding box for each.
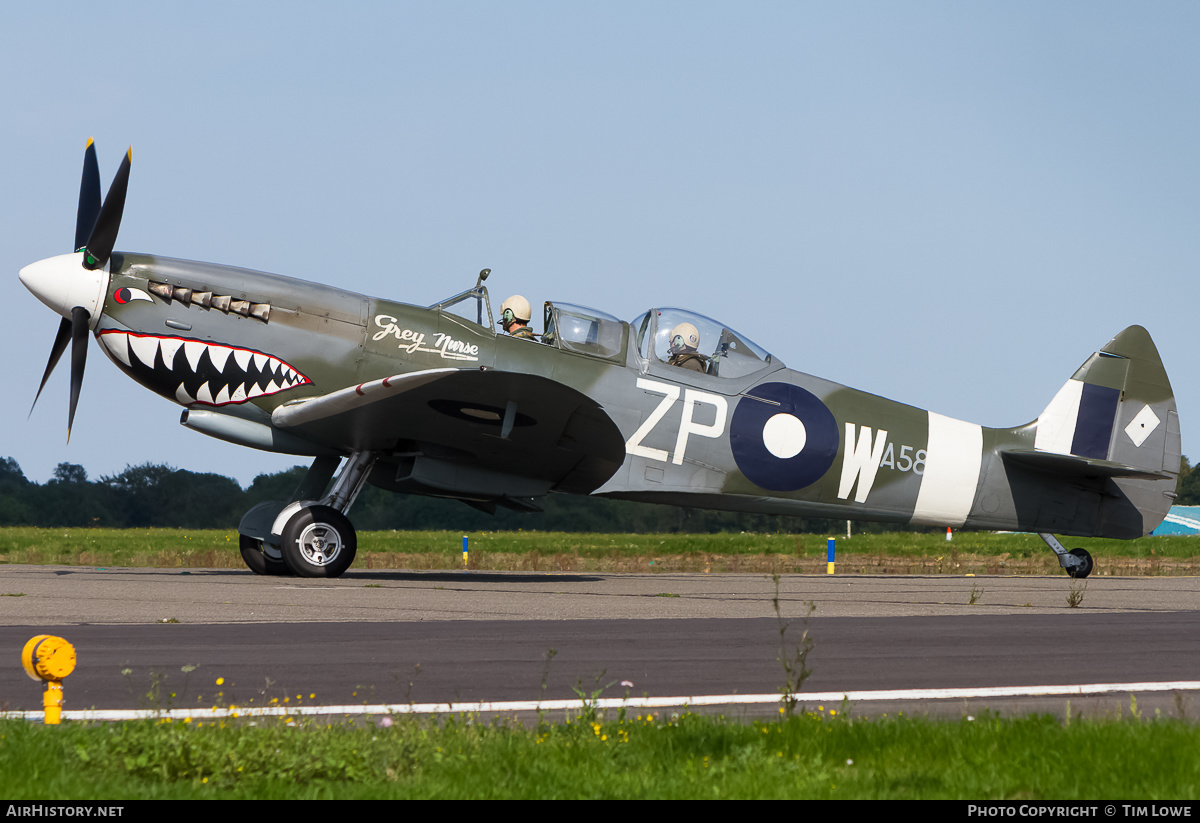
[21,140,131,440]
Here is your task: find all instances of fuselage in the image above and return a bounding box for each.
[24,250,1178,539]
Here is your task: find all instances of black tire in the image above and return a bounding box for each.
[279,505,357,578]
[1067,547,1093,579]
[239,534,290,576]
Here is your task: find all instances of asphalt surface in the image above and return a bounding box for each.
[2,566,1198,719]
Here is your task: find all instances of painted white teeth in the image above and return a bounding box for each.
[102,331,308,406]
[184,341,206,372]
[208,346,231,372]
[159,337,184,368]
[102,333,132,367]
[129,335,159,368]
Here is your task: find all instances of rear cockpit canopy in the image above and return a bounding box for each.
[631,308,778,379]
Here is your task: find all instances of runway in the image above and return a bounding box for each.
[2,566,1199,720]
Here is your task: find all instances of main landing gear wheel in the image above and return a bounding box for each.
[280,505,357,578]
[239,534,289,576]
[1067,548,1093,579]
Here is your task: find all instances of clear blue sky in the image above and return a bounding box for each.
[4,1,1197,487]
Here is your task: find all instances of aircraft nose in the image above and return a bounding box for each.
[19,252,109,327]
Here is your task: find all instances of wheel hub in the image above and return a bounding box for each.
[295,523,343,566]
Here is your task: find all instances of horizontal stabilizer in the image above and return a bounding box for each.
[1001,448,1173,481]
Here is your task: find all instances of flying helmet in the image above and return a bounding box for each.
[499,294,531,327]
[669,322,700,354]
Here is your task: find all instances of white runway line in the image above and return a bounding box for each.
[6,680,1200,722]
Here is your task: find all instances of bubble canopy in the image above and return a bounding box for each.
[630,308,779,379]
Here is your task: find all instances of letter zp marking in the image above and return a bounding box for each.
[626,378,728,464]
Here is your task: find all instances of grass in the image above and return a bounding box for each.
[0,527,1197,575]
[2,707,1198,799]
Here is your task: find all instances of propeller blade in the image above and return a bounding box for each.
[82,147,131,271]
[67,306,90,442]
[75,139,101,253]
[29,317,72,416]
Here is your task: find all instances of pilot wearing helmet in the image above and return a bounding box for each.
[667,322,708,373]
[499,295,537,340]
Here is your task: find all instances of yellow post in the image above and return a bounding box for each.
[22,635,76,725]
[43,682,64,725]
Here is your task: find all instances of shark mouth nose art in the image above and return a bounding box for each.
[97,331,310,406]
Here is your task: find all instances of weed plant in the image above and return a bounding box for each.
[771,574,815,716]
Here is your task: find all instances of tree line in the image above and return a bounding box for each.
[4,455,1196,533]
[0,457,843,533]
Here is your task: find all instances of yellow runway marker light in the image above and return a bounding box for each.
[22,635,77,725]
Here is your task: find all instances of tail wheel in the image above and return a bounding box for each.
[1067,548,1094,579]
[280,505,357,578]
[239,534,289,576]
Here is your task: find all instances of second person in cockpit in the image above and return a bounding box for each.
[667,322,708,372]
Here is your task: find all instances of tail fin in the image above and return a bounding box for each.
[1034,326,1179,471]
[1010,325,1180,535]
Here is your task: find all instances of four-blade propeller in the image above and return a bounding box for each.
[28,139,131,441]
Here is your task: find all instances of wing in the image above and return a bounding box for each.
[272,368,626,500]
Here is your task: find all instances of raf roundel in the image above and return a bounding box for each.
[730,382,838,492]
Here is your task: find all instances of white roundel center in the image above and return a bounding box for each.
[762,413,807,459]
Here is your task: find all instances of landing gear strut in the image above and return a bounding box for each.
[1038,533,1094,579]
[237,451,376,578]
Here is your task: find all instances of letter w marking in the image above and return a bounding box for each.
[838,423,888,503]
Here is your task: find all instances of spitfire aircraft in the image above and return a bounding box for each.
[20,143,1182,578]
